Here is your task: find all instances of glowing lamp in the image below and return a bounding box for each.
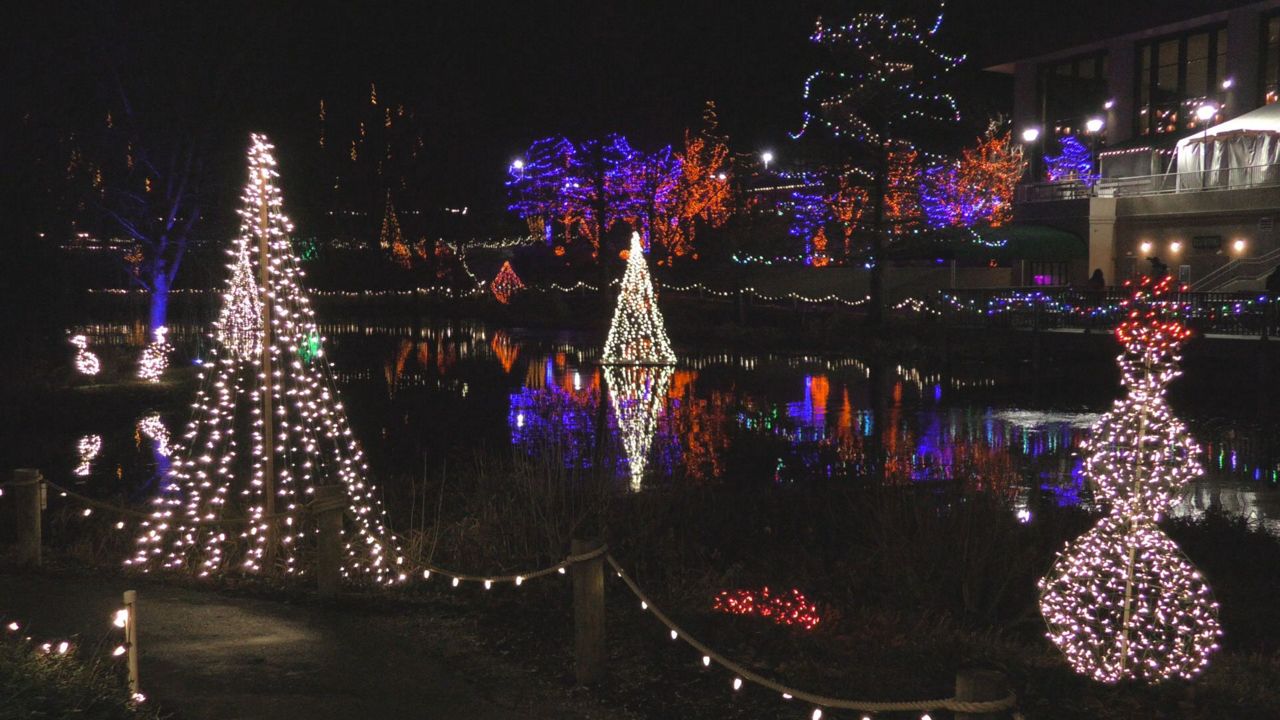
[1139,241,1153,254]
[1170,241,1182,253]
[1233,239,1246,253]
[1196,104,1218,123]
[761,151,774,168]
[1085,117,1104,134]
[510,158,524,170]
[1104,99,1115,110]
[1021,127,1040,143]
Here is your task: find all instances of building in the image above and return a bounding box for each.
[990,1,1280,289]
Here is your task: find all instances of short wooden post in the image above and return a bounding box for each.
[11,469,42,567]
[313,485,346,598]
[571,538,606,685]
[123,590,140,699]
[955,668,1009,720]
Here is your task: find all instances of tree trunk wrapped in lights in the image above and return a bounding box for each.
[1038,276,1220,683]
[130,134,401,585]
[602,232,676,365]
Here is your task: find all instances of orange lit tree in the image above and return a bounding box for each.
[921,124,1025,229]
[669,102,733,262]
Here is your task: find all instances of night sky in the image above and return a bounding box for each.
[6,0,1254,220]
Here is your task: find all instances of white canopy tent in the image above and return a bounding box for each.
[1174,102,1280,190]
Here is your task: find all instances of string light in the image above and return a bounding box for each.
[604,364,673,491]
[713,587,822,630]
[214,236,263,361]
[490,261,526,304]
[1038,276,1221,683]
[130,134,401,585]
[75,434,102,477]
[602,233,676,365]
[136,326,171,383]
[137,414,170,457]
[70,334,101,376]
[1044,136,1098,187]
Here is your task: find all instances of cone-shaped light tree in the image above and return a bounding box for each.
[1038,276,1220,683]
[130,134,401,585]
[214,238,263,361]
[490,260,525,304]
[602,232,676,365]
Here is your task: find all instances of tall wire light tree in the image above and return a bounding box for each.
[131,134,401,585]
[793,1,963,325]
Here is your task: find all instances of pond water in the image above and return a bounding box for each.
[52,317,1280,533]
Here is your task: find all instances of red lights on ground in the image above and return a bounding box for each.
[713,587,821,630]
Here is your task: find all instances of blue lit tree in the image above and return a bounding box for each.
[1045,135,1098,186]
[788,185,832,265]
[507,135,578,246]
[609,140,683,256]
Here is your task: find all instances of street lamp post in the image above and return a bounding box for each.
[1084,117,1104,183]
[1021,127,1041,183]
[761,151,774,171]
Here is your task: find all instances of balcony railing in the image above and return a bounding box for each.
[1017,163,1280,203]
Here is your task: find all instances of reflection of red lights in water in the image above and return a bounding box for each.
[713,587,821,630]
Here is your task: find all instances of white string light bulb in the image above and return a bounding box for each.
[602,233,676,365]
[129,134,401,585]
[604,364,672,491]
[214,237,264,361]
[71,334,101,376]
[1038,276,1221,683]
[137,326,172,383]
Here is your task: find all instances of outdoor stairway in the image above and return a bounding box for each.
[1194,247,1280,292]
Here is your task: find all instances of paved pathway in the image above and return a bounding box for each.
[0,571,604,720]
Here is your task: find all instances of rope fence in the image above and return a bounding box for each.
[605,553,1017,716]
[4,470,1019,717]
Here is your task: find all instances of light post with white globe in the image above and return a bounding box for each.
[1084,117,1104,182]
[1021,127,1042,182]
[761,151,774,171]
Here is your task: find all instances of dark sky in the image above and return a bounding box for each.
[7,0,1255,220]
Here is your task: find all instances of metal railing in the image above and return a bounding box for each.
[1194,247,1280,292]
[1017,163,1280,203]
[939,287,1280,338]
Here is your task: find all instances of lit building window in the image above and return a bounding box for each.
[1135,26,1227,135]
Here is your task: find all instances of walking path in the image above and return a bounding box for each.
[0,571,611,720]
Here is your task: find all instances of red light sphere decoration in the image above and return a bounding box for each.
[1038,275,1220,684]
[490,261,525,304]
[713,587,821,631]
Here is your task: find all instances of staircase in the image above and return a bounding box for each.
[1194,247,1280,292]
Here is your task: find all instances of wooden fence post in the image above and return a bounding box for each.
[123,589,140,699]
[571,537,606,685]
[11,469,42,567]
[313,485,346,598]
[955,667,1009,720]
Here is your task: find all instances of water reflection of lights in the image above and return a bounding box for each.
[605,364,674,491]
[137,414,170,457]
[75,434,102,476]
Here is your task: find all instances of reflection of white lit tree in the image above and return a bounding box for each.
[604,364,673,491]
[131,134,400,584]
[602,233,675,365]
[1039,276,1220,683]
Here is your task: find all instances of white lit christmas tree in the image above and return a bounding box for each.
[130,134,401,584]
[214,238,264,361]
[1039,276,1220,683]
[604,364,673,491]
[602,232,676,365]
